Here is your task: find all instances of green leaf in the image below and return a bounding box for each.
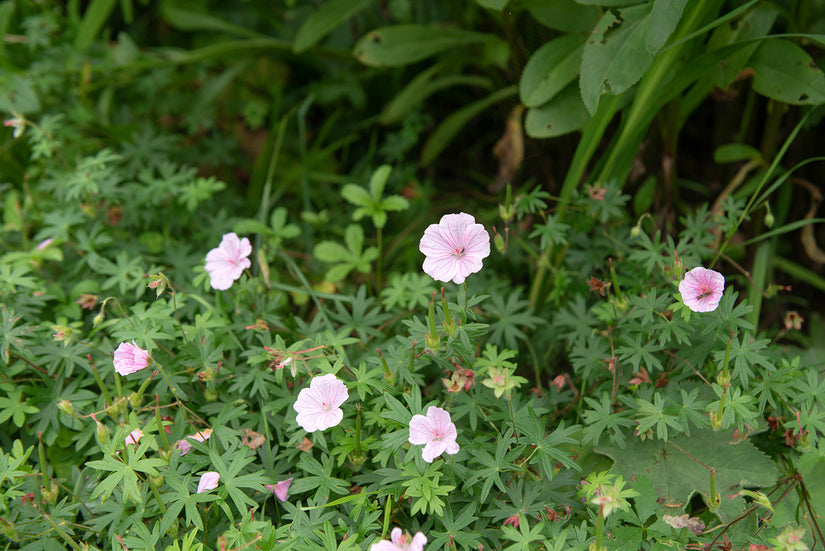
[293,0,372,53]
[159,1,263,38]
[74,0,117,51]
[521,0,600,33]
[525,83,590,138]
[713,143,762,163]
[646,0,687,54]
[475,0,508,9]
[750,39,825,105]
[380,65,493,124]
[353,25,505,67]
[597,428,779,522]
[421,86,518,165]
[580,4,654,114]
[520,34,585,108]
[341,184,371,208]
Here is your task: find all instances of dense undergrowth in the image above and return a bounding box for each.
[2,1,825,550]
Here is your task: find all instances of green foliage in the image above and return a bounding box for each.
[0,1,822,549]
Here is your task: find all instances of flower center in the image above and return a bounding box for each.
[452,246,465,258]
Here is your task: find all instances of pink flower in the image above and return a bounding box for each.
[205,232,252,290]
[293,374,348,432]
[37,238,53,250]
[679,267,725,313]
[113,341,151,376]
[176,428,213,456]
[370,528,427,551]
[408,406,459,463]
[419,213,490,284]
[125,429,144,446]
[265,478,293,502]
[197,471,220,493]
[4,118,24,138]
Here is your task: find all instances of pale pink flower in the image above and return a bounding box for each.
[679,267,725,313]
[408,406,459,463]
[370,528,427,551]
[176,428,213,456]
[4,118,24,138]
[293,374,348,432]
[125,429,144,446]
[197,471,220,493]
[113,341,151,376]
[205,232,252,290]
[265,477,293,502]
[419,213,490,284]
[37,238,53,250]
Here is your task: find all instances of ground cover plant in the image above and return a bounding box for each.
[2,0,825,550]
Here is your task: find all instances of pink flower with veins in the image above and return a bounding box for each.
[205,232,252,290]
[265,477,293,502]
[408,406,459,463]
[419,213,490,284]
[293,374,349,432]
[679,267,725,313]
[197,471,220,493]
[113,341,151,376]
[125,429,143,446]
[370,528,427,551]
[176,428,213,456]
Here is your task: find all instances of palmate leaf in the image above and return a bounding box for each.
[597,428,779,522]
[486,289,544,349]
[0,308,36,365]
[88,439,165,502]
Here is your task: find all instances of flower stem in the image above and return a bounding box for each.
[154,394,170,451]
[594,507,605,551]
[86,354,112,406]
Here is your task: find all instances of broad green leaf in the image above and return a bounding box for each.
[159,1,262,38]
[525,84,589,138]
[713,143,762,163]
[576,0,639,4]
[380,66,492,124]
[646,0,687,54]
[341,184,372,207]
[708,6,778,89]
[597,428,779,522]
[750,39,825,105]
[353,25,505,67]
[520,34,585,107]
[368,165,391,198]
[74,0,117,51]
[421,85,518,166]
[580,4,654,114]
[522,0,599,33]
[475,0,508,9]
[0,74,41,114]
[314,241,350,263]
[293,0,372,53]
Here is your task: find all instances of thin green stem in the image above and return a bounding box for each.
[594,509,605,551]
[86,354,112,406]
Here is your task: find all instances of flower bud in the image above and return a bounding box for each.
[57,399,74,416]
[204,387,218,402]
[709,411,723,430]
[149,475,165,488]
[93,417,109,445]
[424,331,440,353]
[41,480,59,505]
[198,366,214,382]
[494,230,506,254]
[764,210,774,229]
[129,392,143,409]
[630,225,641,238]
[92,313,105,327]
